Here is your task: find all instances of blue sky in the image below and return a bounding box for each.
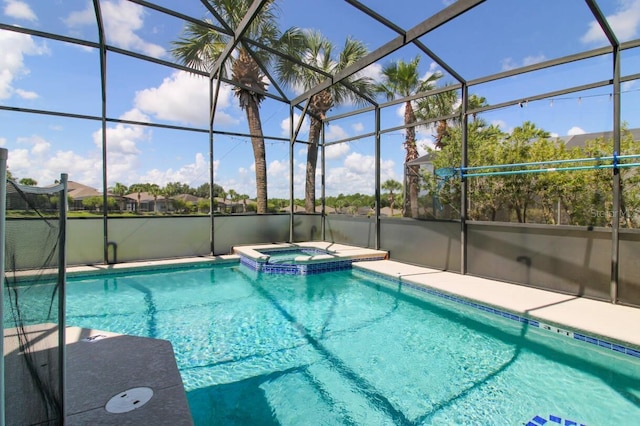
[1,0,640,198]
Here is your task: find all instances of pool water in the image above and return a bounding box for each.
[8,264,640,425]
[261,248,327,264]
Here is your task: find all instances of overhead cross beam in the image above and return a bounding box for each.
[292,0,484,106]
[209,0,269,79]
[345,0,466,84]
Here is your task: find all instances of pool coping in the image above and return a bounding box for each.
[232,242,388,275]
[352,260,640,358]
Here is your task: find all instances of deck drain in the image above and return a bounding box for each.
[105,387,153,413]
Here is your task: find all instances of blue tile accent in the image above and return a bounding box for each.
[238,250,385,276]
[528,415,585,426]
[612,344,626,353]
[354,268,640,362]
[584,336,598,345]
[533,415,547,424]
[598,340,612,349]
[627,348,640,358]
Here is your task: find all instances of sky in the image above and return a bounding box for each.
[1,0,640,198]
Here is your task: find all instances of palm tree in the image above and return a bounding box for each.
[382,179,402,217]
[128,183,149,213]
[375,56,446,218]
[219,189,228,213]
[418,93,487,149]
[149,184,161,213]
[109,182,129,212]
[276,30,375,213]
[228,189,239,213]
[172,0,284,214]
[240,194,250,212]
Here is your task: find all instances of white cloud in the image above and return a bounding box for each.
[501,54,547,71]
[267,159,288,177]
[63,4,94,26]
[134,71,237,127]
[140,152,208,187]
[344,152,375,174]
[567,126,586,136]
[0,137,6,146]
[421,62,440,81]
[325,143,350,160]
[281,112,310,138]
[360,62,383,83]
[352,122,364,132]
[582,0,640,44]
[3,0,36,21]
[65,0,165,58]
[622,80,637,92]
[324,124,349,142]
[0,30,48,99]
[89,113,150,184]
[7,135,102,186]
[17,134,49,155]
[15,88,38,99]
[416,138,433,155]
[325,152,396,195]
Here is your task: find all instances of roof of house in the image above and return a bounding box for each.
[67,181,102,199]
[559,128,640,148]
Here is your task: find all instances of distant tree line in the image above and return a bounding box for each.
[424,121,640,228]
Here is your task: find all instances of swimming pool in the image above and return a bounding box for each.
[9,263,640,424]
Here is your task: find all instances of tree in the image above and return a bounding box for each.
[149,184,161,213]
[219,189,228,213]
[228,189,239,213]
[277,30,374,212]
[375,56,444,218]
[198,198,211,214]
[416,85,459,149]
[382,179,402,217]
[172,0,288,214]
[129,183,149,213]
[502,121,550,223]
[19,177,37,186]
[240,194,250,213]
[427,119,507,221]
[161,184,178,213]
[109,182,129,212]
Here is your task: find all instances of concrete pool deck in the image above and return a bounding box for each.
[353,259,640,349]
[3,324,193,425]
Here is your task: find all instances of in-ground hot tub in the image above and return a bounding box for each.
[234,242,388,275]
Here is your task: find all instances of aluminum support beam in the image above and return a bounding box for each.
[292,0,484,106]
[374,106,381,250]
[209,77,222,254]
[210,0,269,79]
[0,148,7,426]
[585,0,621,304]
[460,84,469,275]
[92,0,110,265]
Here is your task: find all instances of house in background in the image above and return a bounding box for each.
[67,181,104,210]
